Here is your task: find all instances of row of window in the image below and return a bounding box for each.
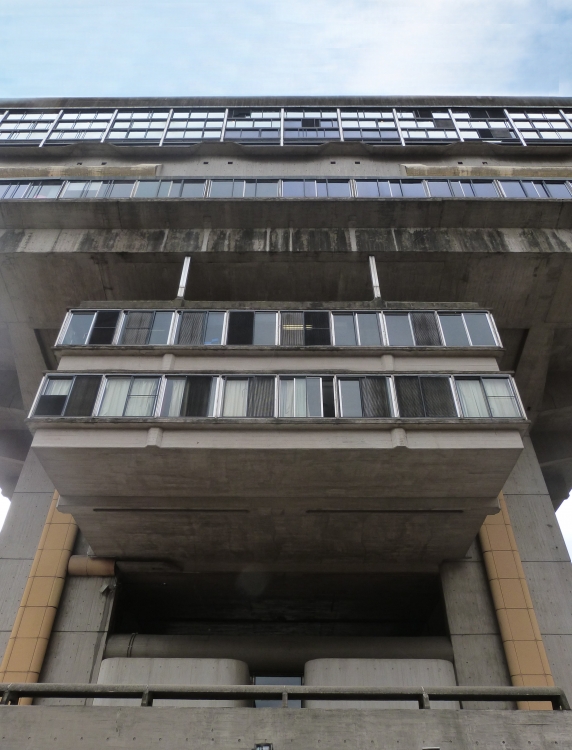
[59,310,498,349]
[2,177,571,202]
[32,374,523,421]
[1,107,571,145]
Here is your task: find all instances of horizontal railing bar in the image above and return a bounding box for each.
[0,683,568,709]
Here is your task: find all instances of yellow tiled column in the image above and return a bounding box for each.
[0,492,77,704]
[479,493,554,710]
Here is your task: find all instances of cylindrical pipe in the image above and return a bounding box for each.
[68,556,115,577]
[104,635,454,675]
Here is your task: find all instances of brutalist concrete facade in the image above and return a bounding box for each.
[0,97,572,748]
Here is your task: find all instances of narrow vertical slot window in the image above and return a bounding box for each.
[304,311,331,345]
[280,312,304,346]
[332,314,357,345]
[161,377,187,417]
[482,378,521,417]
[455,379,490,417]
[463,313,496,346]
[34,378,73,416]
[63,375,102,416]
[438,314,470,346]
[410,312,442,346]
[253,312,277,345]
[321,377,336,417]
[227,311,255,345]
[88,311,120,345]
[385,314,414,346]
[120,311,154,345]
[204,312,225,345]
[148,312,173,345]
[61,312,95,345]
[247,376,275,417]
[124,377,160,417]
[356,313,381,346]
[177,311,206,345]
[339,379,363,417]
[181,376,215,417]
[98,377,131,416]
[223,379,249,416]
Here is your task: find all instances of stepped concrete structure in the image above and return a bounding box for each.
[0,96,572,748]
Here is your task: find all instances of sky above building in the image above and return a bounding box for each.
[0,0,571,98]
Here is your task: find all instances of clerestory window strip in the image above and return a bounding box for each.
[30,373,524,420]
[56,309,500,349]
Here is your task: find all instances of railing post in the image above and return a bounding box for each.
[281,691,288,708]
[419,691,431,709]
[141,689,154,707]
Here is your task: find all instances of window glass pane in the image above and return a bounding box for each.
[339,379,363,417]
[121,311,154,345]
[482,379,520,418]
[227,311,254,345]
[204,312,225,345]
[411,312,441,346]
[280,378,306,417]
[545,182,572,199]
[499,181,526,198]
[181,180,206,198]
[304,311,331,345]
[134,181,160,198]
[255,181,279,197]
[88,311,120,345]
[64,375,102,417]
[356,313,381,345]
[280,312,304,346]
[322,377,336,417]
[294,377,307,417]
[45,378,72,396]
[177,311,206,345]
[464,313,496,346]
[35,183,61,199]
[161,378,187,417]
[223,379,249,416]
[109,181,135,198]
[385,314,414,346]
[282,181,305,198]
[35,378,73,416]
[420,377,457,417]
[306,377,322,417]
[456,379,489,417]
[148,312,173,345]
[86,181,106,198]
[395,377,424,417]
[401,181,426,197]
[355,181,379,198]
[210,181,234,198]
[247,377,275,417]
[333,314,356,345]
[522,181,549,199]
[124,377,159,417]
[472,181,498,198]
[378,181,392,197]
[361,377,391,417]
[439,314,470,346]
[427,181,452,198]
[327,181,351,197]
[253,312,277,345]
[62,181,88,199]
[62,312,95,345]
[182,376,214,417]
[99,378,131,416]
[304,181,318,198]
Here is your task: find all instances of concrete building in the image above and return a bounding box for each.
[0,96,572,748]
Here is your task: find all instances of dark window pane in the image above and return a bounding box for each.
[427,181,452,198]
[282,181,305,198]
[247,377,275,417]
[62,312,95,345]
[339,379,362,417]
[304,311,331,345]
[227,311,254,345]
[411,312,441,346]
[148,312,173,345]
[64,376,102,416]
[439,314,470,346]
[401,181,426,197]
[210,181,234,197]
[545,182,572,199]
[333,314,356,345]
[182,376,213,417]
[109,181,135,198]
[88,311,120,345]
[253,312,277,345]
[385,314,414,346]
[395,377,424,417]
[327,181,351,197]
[499,181,526,198]
[356,313,381,345]
[181,181,206,198]
[472,181,498,198]
[361,377,391,417]
[464,313,496,346]
[177,311,206,345]
[134,181,160,198]
[306,378,322,417]
[120,311,154,345]
[321,377,336,417]
[420,377,456,417]
[204,312,225,345]
[35,395,68,416]
[355,181,380,198]
[281,311,304,346]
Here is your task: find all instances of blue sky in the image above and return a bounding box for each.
[0,0,571,97]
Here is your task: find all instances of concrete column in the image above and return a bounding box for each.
[502,437,572,701]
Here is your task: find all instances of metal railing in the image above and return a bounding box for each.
[0,683,569,709]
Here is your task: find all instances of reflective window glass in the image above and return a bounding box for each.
[385,314,414,346]
[181,181,206,198]
[255,181,279,197]
[355,181,380,198]
[210,181,234,198]
[109,181,135,198]
[134,181,160,198]
[522,181,549,198]
[464,313,496,346]
[339,379,363,417]
[204,312,225,345]
[307,377,323,417]
[326,181,351,197]
[161,377,187,417]
[545,182,572,199]
[356,313,381,345]
[124,377,160,417]
[253,312,277,345]
[499,181,526,198]
[148,312,173,345]
[456,379,489,417]
[427,181,452,197]
[401,181,426,197]
[438,314,470,346]
[282,181,305,198]
[472,181,498,198]
[333,314,357,345]
[62,312,95,345]
[482,378,521,418]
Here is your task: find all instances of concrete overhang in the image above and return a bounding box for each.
[30,420,525,570]
[2,197,572,230]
